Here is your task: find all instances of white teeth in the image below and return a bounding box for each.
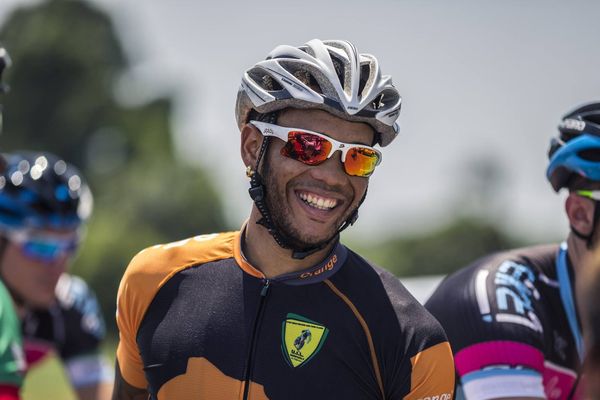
[299,192,337,210]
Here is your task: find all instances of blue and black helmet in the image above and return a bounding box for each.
[547,102,600,192]
[0,152,92,230]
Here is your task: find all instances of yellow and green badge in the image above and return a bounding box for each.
[281,313,329,368]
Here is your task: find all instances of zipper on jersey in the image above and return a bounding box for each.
[242,279,271,400]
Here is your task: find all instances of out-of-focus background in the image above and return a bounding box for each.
[1,0,599,397]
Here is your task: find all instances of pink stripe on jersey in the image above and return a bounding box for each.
[455,341,544,376]
[0,385,19,400]
[24,340,52,368]
[543,362,579,400]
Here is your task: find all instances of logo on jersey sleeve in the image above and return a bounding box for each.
[476,261,543,332]
[281,313,329,368]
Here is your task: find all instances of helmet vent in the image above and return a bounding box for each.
[374,88,400,110]
[247,68,283,91]
[358,64,370,96]
[297,44,313,58]
[264,75,283,91]
[583,113,600,126]
[328,53,346,89]
[371,93,385,110]
[292,70,323,95]
[578,149,600,162]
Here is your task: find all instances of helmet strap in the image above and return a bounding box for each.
[247,113,366,260]
[570,225,592,243]
[248,112,300,253]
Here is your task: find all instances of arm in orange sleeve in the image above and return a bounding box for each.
[404,341,455,400]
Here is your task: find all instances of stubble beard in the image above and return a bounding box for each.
[261,161,352,252]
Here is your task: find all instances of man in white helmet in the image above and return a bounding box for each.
[113,39,455,400]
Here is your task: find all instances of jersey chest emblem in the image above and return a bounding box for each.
[281,313,329,368]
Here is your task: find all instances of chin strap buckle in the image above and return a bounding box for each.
[248,185,264,202]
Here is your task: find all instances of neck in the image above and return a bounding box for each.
[566,232,589,277]
[243,210,336,279]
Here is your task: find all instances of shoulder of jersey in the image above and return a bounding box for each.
[125,231,238,281]
[462,244,557,276]
[354,258,446,336]
[54,273,106,339]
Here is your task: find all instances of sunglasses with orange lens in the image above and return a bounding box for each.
[250,121,382,177]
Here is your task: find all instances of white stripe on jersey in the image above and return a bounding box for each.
[475,270,490,315]
[462,369,545,400]
[65,354,113,388]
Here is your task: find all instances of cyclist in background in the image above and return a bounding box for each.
[426,102,600,399]
[113,38,455,400]
[0,151,112,400]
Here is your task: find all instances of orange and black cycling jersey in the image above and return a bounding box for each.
[116,230,454,400]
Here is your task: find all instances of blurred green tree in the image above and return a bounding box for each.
[0,0,228,334]
[350,217,525,277]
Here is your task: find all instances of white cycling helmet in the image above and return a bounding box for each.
[235,39,402,146]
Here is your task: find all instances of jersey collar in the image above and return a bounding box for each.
[269,242,347,285]
[233,225,348,285]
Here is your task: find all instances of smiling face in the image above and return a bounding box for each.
[259,109,375,251]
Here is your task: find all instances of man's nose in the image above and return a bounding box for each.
[309,151,348,185]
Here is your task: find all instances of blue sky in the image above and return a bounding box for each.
[2,0,600,242]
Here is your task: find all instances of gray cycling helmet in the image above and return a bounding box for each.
[235,39,401,146]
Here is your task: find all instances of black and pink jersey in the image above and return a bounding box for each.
[426,244,584,399]
[22,274,112,389]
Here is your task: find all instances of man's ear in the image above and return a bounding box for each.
[566,193,596,236]
[240,123,263,169]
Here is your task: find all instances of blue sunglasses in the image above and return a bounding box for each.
[6,230,79,263]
